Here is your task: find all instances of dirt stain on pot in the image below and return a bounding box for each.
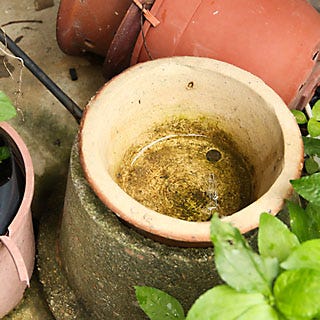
[116,117,254,222]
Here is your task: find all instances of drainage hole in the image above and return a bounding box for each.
[206,149,221,163]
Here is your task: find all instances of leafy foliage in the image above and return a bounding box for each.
[0,91,16,162]
[274,269,320,319]
[312,101,320,121]
[291,173,320,207]
[305,157,319,174]
[136,213,320,320]
[303,136,320,157]
[287,201,320,242]
[0,91,16,122]
[291,110,307,125]
[308,101,320,137]
[258,212,299,262]
[292,104,320,175]
[187,285,277,320]
[135,286,185,320]
[281,239,320,271]
[0,145,10,164]
[210,214,278,296]
[307,118,320,137]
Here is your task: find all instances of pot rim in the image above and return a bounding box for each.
[80,56,304,245]
[0,122,34,236]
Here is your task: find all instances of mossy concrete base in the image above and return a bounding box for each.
[37,170,89,320]
[57,139,258,319]
[4,274,54,320]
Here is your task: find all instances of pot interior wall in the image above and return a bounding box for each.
[90,61,284,204]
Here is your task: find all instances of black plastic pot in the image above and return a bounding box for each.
[0,130,25,235]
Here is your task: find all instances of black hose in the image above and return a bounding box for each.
[0,28,83,123]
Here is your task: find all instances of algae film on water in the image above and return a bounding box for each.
[116,117,254,222]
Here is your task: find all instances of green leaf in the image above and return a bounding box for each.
[281,239,320,271]
[210,215,279,296]
[0,146,10,162]
[135,286,185,320]
[186,285,277,320]
[291,173,320,206]
[291,110,308,125]
[237,304,281,320]
[287,201,318,242]
[258,213,299,263]
[0,91,16,122]
[304,202,320,239]
[274,269,320,319]
[312,100,320,121]
[275,313,291,320]
[307,118,320,137]
[305,157,319,174]
[302,136,320,157]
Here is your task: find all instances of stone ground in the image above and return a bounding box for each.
[0,0,319,319]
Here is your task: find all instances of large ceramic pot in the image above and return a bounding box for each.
[0,122,35,318]
[79,56,303,246]
[131,0,320,109]
[56,0,132,56]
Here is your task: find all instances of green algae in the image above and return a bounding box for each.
[116,117,254,222]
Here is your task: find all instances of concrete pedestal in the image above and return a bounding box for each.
[38,138,258,319]
[59,140,219,319]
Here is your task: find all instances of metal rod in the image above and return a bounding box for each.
[0,29,83,123]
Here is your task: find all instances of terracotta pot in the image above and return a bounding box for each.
[0,122,35,318]
[56,0,132,56]
[79,57,303,246]
[131,0,320,110]
[103,1,155,79]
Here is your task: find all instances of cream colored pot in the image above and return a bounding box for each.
[80,56,304,246]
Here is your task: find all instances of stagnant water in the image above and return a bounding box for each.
[116,117,254,222]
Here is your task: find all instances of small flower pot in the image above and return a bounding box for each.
[0,122,35,318]
[131,0,320,109]
[79,56,303,246]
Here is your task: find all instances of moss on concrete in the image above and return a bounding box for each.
[37,203,89,320]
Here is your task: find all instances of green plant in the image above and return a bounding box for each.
[288,103,320,242]
[292,102,320,174]
[136,211,320,320]
[0,91,16,162]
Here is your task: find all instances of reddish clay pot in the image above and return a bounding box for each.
[56,0,132,56]
[0,122,35,318]
[103,1,155,79]
[131,0,320,109]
